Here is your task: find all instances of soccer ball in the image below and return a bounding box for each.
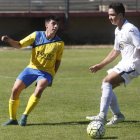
[87,121,105,139]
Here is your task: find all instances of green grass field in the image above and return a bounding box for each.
[0,47,139,140]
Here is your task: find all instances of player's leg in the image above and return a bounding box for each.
[106,68,139,125]
[100,71,124,116]
[86,71,124,124]
[19,78,49,126]
[106,66,140,125]
[24,78,49,113]
[3,68,38,126]
[106,91,125,125]
[109,91,121,115]
[18,69,52,126]
[3,79,25,126]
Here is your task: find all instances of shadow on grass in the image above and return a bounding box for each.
[28,120,89,126]
[100,137,118,139]
[106,120,140,130]
[27,119,140,127]
[123,120,140,124]
[27,121,119,139]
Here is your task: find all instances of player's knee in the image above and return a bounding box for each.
[101,81,112,91]
[12,86,19,94]
[34,86,45,96]
[103,78,121,89]
[11,87,21,99]
[102,77,112,83]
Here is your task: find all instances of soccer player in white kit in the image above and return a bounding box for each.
[86,2,140,125]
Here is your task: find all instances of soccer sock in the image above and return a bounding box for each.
[109,91,121,115]
[99,82,113,118]
[9,99,19,120]
[23,94,40,115]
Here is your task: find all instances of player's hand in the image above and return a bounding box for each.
[89,64,102,73]
[1,35,9,42]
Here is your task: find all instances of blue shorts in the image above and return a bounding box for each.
[17,67,53,87]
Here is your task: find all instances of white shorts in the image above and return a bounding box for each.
[107,62,140,84]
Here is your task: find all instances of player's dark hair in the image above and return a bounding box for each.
[109,2,125,16]
[45,15,60,23]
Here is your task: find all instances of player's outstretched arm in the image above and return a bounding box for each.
[89,64,103,73]
[89,49,120,73]
[1,35,21,48]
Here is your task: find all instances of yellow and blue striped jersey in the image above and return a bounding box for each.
[19,31,64,77]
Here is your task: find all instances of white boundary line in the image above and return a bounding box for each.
[0,75,16,79]
[0,75,92,80]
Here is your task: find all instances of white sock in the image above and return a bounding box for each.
[99,82,113,118]
[109,91,120,115]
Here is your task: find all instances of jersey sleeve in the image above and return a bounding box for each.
[56,41,64,61]
[129,27,140,49]
[19,32,36,48]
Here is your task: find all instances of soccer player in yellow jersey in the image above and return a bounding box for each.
[1,15,64,126]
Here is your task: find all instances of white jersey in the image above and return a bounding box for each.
[114,20,140,73]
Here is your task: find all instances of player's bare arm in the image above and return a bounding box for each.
[1,35,21,48]
[89,49,120,73]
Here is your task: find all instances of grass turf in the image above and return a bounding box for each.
[0,47,139,140]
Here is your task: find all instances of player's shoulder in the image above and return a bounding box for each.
[124,21,139,32]
[54,35,64,45]
[34,31,44,37]
[114,20,138,35]
[54,35,63,41]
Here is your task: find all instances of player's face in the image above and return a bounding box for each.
[45,20,59,35]
[108,8,120,26]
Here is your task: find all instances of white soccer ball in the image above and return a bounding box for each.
[87,121,105,139]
